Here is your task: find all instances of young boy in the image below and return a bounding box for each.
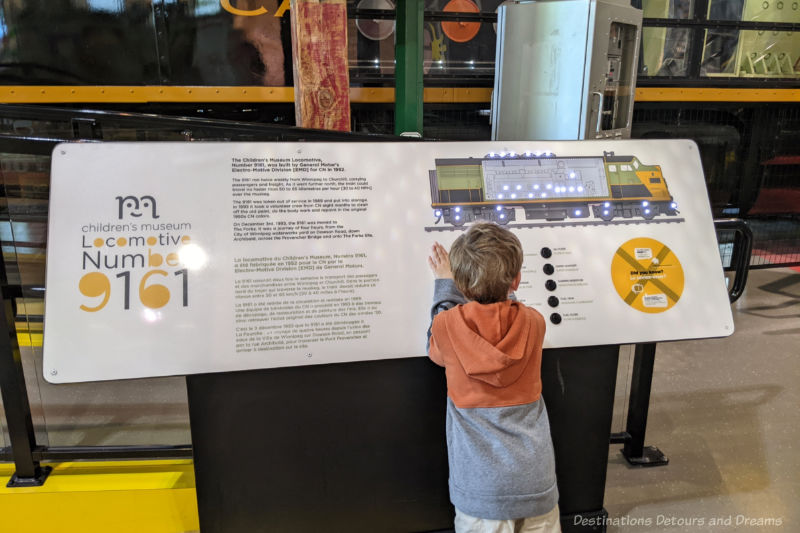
[426,221,561,533]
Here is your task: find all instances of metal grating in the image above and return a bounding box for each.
[632,102,800,268]
[422,104,491,141]
[351,104,395,135]
[747,218,800,268]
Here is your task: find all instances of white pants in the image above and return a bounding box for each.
[454,505,561,533]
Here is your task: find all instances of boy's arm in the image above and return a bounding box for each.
[427,278,467,365]
[426,240,467,362]
[431,278,467,317]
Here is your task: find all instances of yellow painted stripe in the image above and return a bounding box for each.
[423,87,494,103]
[1,85,798,104]
[0,86,296,103]
[0,86,495,104]
[350,87,395,103]
[0,460,198,533]
[16,331,42,348]
[635,87,800,102]
[0,460,195,493]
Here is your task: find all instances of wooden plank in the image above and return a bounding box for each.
[290,0,351,131]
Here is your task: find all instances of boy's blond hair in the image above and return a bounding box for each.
[449,222,523,304]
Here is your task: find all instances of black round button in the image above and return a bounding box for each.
[550,313,562,325]
[541,247,552,259]
[545,279,557,291]
[548,296,559,307]
[543,263,555,275]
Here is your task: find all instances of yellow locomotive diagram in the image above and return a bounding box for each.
[429,151,679,226]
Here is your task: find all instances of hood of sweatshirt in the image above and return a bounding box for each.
[438,300,533,388]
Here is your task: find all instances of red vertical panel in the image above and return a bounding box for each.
[290,0,351,131]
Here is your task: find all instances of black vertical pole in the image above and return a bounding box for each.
[621,343,668,466]
[0,242,50,487]
[687,0,710,80]
[0,290,51,486]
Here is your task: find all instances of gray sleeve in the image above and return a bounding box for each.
[427,278,467,352]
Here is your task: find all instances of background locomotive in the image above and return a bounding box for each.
[429,151,679,226]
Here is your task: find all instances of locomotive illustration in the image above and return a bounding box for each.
[429,151,679,226]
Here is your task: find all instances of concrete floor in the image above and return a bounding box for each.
[1,268,798,532]
[604,268,800,532]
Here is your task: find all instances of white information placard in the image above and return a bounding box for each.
[43,140,733,383]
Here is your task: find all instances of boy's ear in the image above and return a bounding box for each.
[510,272,522,292]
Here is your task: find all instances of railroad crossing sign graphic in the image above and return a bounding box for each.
[611,237,684,313]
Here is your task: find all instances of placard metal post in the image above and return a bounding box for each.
[621,343,669,467]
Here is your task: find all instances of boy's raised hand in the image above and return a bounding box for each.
[428,242,453,279]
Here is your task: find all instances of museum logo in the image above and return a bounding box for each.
[116,195,160,220]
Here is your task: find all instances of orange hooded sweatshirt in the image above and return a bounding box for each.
[429,299,546,409]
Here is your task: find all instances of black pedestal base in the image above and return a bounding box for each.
[187,346,621,532]
[622,445,669,467]
[187,358,453,533]
[7,465,52,487]
[542,346,619,520]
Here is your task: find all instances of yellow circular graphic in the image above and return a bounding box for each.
[611,237,684,314]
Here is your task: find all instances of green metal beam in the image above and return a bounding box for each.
[394,0,424,136]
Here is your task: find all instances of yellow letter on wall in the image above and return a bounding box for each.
[220,0,268,16]
[274,0,291,16]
